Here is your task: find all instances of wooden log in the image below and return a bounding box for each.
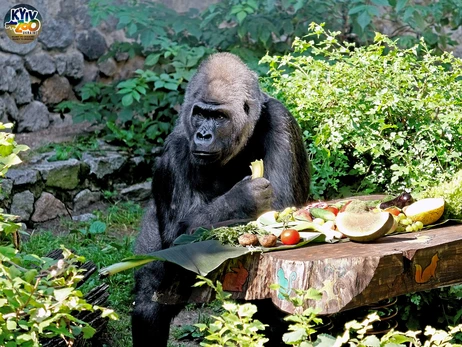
[185,223,462,315]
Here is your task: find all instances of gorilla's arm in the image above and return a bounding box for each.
[255,97,310,210]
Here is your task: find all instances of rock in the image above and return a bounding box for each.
[98,58,117,77]
[6,168,40,185]
[24,52,56,76]
[0,52,23,70]
[82,152,126,179]
[75,6,92,29]
[39,18,74,49]
[75,62,99,89]
[17,101,50,132]
[31,192,68,222]
[39,75,73,105]
[58,0,77,20]
[10,190,35,221]
[33,158,81,189]
[72,213,97,222]
[49,113,73,128]
[55,51,84,79]
[76,29,107,60]
[0,94,19,119]
[0,179,13,200]
[0,30,38,55]
[73,189,102,211]
[0,99,7,123]
[13,68,33,105]
[0,66,17,92]
[115,51,129,62]
[117,56,145,80]
[120,181,152,201]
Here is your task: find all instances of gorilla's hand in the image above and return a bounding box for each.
[230,177,273,216]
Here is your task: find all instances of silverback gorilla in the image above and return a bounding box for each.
[132,53,310,345]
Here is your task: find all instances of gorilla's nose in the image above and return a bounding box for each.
[195,131,214,145]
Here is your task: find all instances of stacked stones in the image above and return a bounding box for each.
[1,144,152,224]
[0,0,144,133]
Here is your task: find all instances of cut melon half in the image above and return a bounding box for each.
[404,198,445,225]
[336,211,397,242]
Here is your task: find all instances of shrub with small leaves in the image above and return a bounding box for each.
[194,276,269,347]
[0,247,118,346]
[262,23,462,198]
[0,123,117,346]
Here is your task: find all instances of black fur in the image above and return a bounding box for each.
[132,53,310,346]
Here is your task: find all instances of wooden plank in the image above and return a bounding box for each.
[187,223,462,314]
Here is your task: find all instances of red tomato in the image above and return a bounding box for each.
[324,206,339,216]
[384,207,400,216]
[280,229,300,245]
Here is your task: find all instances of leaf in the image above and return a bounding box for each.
[54,287,74,302]
[395,0,408,12]
[283,328,307,344]
[6,320,17,330]
[362,335,381,346]
[236,11,247,24]
[357,10,372,30]
[349,5,367,15]
[313,334,337,346]
[89,221,107,234]
[82,325,96,339]
[121,94,134,107]
[145,53,161,66]
[371,0,389,5]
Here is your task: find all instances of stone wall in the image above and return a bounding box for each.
[0,141,153,225]
[0,0,146,133]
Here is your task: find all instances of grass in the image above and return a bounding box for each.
[23,134,102,162]
[21,200,211,346]
[22,201,143,347]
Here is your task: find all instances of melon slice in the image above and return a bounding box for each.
[336,211,397,242]
[404,198,445,225]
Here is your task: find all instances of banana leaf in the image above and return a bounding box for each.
[100,232,327,277]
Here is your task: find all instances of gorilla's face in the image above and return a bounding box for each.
[190,103,232,165]
[189,101,252,166]
[180,53,264,166]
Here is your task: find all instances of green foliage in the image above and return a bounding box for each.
[70,220,107,239]
[0,124,119,346]
[59,0,462,161]
[41,136,100,162]
[21,220,137,347]
[348,0,462,51]
[0,123,28,177]
[0,247,117,346]
[194,276,269,346]
[270,285,323,344]
[196,279,462,347]
[417,168,462,219]
[262,23,462,198]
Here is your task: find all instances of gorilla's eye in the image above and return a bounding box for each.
[244,102,250,115]
[215,112,226,120]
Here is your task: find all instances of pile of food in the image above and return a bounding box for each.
[255,193,446,245]
[198,160,452,248]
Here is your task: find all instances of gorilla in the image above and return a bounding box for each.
[132,52,310,346]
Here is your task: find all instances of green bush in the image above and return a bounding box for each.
[0,123,117,346]
[262,23,462,199]
[59,0,462,158]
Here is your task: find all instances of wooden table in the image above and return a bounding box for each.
[185,223,462,315]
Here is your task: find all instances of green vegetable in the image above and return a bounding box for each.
[417,169,462,219]
[310,208,336,221]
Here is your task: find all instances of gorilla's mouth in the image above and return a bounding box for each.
[192,151,220,163]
